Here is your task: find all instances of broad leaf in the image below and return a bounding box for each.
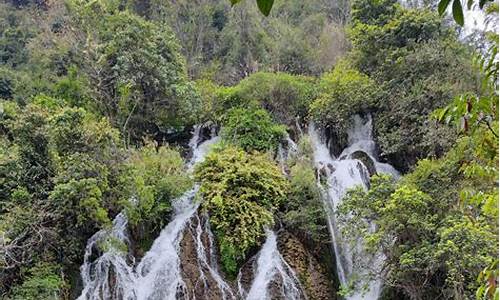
[438,0,452,15]
[452,0,465,26]
[256,0,274,16]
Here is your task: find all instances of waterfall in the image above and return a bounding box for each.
[309,114,399,300]
[78,125,234,300]
[238,230,305,300]
[78,212,136,300]
[133,187,200,300]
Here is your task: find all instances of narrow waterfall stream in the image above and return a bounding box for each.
[78,212,136,300]
[238,230,305,300]
[78,125,234,300]
[309,114,398,300]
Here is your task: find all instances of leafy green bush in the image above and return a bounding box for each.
[9,104,53,198]
[194,146,289,277]
[9,263,66,300]
[120,142,192,226]
[221,106,286,152]
[49,177,110,229]
[337,125,498,299]
[282,136,328,243]
[232,72,317,125]
[309,61,379,151]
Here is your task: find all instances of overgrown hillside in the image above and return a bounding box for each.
[0,0,497,299]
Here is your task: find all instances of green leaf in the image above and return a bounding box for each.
[438,0,452,15]
[256,0,274,16]
[452,0,465,26]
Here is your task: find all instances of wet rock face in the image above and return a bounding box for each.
[237,256,256,296]
[349,150,377,176]
[277,231,336,300]
[179,214,228,300]
[325,128,348,158]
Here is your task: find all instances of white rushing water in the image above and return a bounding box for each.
[78,212,136,300]
[309,114,399,300]
[78,125,233,300]
[238,230,304,300]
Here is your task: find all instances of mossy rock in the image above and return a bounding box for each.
[349,150,376,176]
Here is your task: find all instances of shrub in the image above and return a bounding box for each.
[10,263,67,300]
[221,107,286,152]
[283,136,328,243]
[194,146,289,277]
[309,61,379,149]
[120,142,192,226]
[232,72,317,125]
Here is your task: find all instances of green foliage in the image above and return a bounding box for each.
[230,72,317,125]
[194,146,289,277]
[120,142,192,226]
[282,136,328,243]
[0,101,126,294]
[345,0,477,171]
[0,5,35,68]
[201,72,317,128]
[310,61,379,137]
[72,7,201,143]
[221,107,286,152]
[434,30,498,139]
[9,262,66,300]
[53,66,91,108]
[141,0,347,83]
[338,123,498,299]
[9,104,53,198]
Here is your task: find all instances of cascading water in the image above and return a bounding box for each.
[238,229,305,300]
[78,212,136,300]
[78,125,233,300]
[309,114,399,300]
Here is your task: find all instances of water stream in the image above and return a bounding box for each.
[309,114,398,300]
[238,229,305,300]
[78,125,232,300]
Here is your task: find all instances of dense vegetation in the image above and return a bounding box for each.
[0,0,497,299]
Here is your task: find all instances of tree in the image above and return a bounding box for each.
[69,5,201,144]
[346,0,477,171]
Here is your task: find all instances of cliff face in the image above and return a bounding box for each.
[175,214,338,300]
[179,214,228,300]
[277,231,337,300]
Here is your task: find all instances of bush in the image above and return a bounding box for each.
[221,106,286,152]
[282,136,328,243]
[120,142,192,226]
[232,72,317,125]
[10,263,66,300]
[194,146,289,277]
[309,61,379,150]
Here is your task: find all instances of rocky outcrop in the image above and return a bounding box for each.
[325,127,348,158]
[178,213,231,300]
[277,231,336,300]
[349,150,376,176]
